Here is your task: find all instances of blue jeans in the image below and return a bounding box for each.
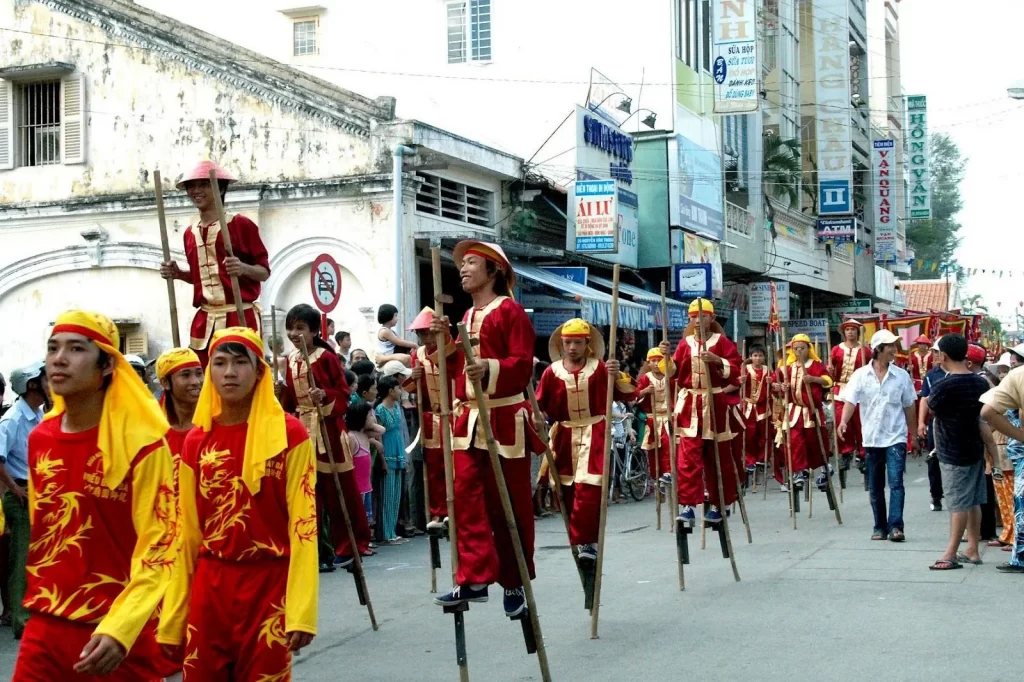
[1012,458,1024,567]
[865,443,907,534]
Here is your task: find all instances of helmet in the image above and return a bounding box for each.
[10,361,45,396]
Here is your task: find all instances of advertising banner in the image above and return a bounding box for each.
[787,318,829,343]
[674,135,725,241]
[573,180,618,253]
[873,138,897,262]
[749,281,790,323]
[907,95,931,220]
[682,231,723,294]
[816,217,856,244]
[711,0,759,113]
[813,0,854,215]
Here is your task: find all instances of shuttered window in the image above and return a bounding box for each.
[415,173,493,228]
[0,73,85,170]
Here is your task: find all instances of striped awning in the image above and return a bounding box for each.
[513,262,650,330]
[587,275,688,330]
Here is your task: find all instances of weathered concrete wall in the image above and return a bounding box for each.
[0,0,376,204]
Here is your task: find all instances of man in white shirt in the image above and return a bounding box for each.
[838,330,918,542]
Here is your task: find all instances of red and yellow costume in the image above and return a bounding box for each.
[157,328,318,681]
[741,362,773,469]
[449,241,544,589]
[14,311,177,682]
[535,320,626,546]
[636,347,673,479]
[781,335,834,472]
[404,307,457,522]
[909,337,934,394]
[829,322,869,456]
[157,347,202,464]
[671,300,744,508]
[177,161,269,365]
[280,343,370,559]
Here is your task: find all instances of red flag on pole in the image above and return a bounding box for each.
[767,282,781,335]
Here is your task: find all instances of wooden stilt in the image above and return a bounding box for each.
[207,169,246,322]
[661,283,685,591]
[153,170,181,347]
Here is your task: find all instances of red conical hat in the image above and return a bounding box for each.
[453,240,516,291]
[838,319,863,332]
[176,160,237,189]
[407,306,435,332]
[914,335,931,345]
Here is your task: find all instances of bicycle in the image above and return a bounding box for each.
[611,414,650,502]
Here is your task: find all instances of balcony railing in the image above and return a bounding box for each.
[726,201,754,238]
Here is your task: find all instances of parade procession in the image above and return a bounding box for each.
[2,0,1024,679]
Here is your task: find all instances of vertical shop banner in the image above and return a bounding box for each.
[907,95,931,220]
[674,135,725,241]
[873,138,897,262]
[813,0,853,215]
[711,0,759,113]
[573,180,618,253]
[567,106,639,266]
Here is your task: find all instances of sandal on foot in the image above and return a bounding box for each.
[929,559,963,571]
[889,530,905,543]
[955,552,982,565]
[871,531,887,541]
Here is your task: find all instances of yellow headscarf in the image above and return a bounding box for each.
[47,311,169,490]
[786,334,822,365]
[192,327,287,494]
[156,348,202,381]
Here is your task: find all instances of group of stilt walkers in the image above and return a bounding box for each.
[10,159,876,681]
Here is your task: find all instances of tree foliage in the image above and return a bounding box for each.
[908,133,965,278]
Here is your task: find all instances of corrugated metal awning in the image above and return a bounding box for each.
[513,262,650,330]
[588,275,688,331]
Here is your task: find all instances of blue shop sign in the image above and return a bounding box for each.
[583,113,634,185]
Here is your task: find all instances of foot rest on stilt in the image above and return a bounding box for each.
[442,602,469,668]
[510,610,537,655]
[581,560,596,612]
[430,536,442,570]
[676,520,692,564]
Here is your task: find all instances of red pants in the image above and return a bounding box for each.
[645,419,671,479]
[676,436,739,507]
[835,399,862,455]
[454,448,535,588]
[13,613,166,681]
[744,416,773,468]
[788,424,829,471]
[424,445,448,519]
[317,469,370,557]
[564,482,602,546]
[184,557,292,681]
[191,307,262,368]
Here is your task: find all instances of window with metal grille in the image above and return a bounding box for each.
[415,174,493,228]
[447,0,491,64]
[16,80,61,167]
[293,18,318,56]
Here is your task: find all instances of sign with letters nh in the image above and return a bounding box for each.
[712,0,759,113]
[813,0,853,215]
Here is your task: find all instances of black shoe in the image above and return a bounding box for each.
[577,543,597,562]
[996,563,1024,573]
[855,457,867,473]
[930,499,942,512]
[503,587,527,617]
[319,562,336,573]
[434,584,489,607]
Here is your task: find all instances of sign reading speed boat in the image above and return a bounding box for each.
[573,179,618,253]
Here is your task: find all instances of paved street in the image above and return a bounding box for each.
[0,459,1019,680]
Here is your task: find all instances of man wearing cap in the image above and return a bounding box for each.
[158,327,318,677]
[671,299,743,527]
[839,330,918,541]
[405,307,458,533]
[0,361,48,639]
[534,319,625,562]
[829,320,870,468]
[909,335,935,394]
[635,345,673,487]
[775,335,834,492]
[14,311,177,679]
[431,240,545,618]
[159,160,270,367]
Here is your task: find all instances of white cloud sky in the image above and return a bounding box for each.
[900,0,1024,329]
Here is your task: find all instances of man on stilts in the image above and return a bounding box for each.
[909,335,935,395]
[279,304,370,569]
[636,346,673,490]
[829,320,869,470]
[405,307,457,533]
[159,160,270,366]
[13,311,177,680]
[534,319,623,562]
[741,345,773,479]
[671,299,744,527]
[431,240,545,619]
[778,334,835,491]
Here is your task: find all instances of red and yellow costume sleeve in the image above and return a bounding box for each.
[284,437,318,635]
[156,436,200,646]
[95,442,177,650]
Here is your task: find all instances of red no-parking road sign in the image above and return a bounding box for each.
[310,253,342,314]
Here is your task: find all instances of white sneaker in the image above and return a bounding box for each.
[779,483,789,493]
[426,517,445,532]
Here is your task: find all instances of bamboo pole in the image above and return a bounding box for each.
[733,339,752,544]
[153,170,181,347]
[525,384,586,591]
[456,324,551,680]
[761,337,774,499]
[658,284,674,531]
[696,300,740,582]
[207,168,247,322]
[270,306,280,383]
[298,339,378,631]
[416,390,437,593]
[825,318,843,504]
[661,283,684,591]
[589,265,620,639]
[430,248,459,588]
[804,382,843,525]
[781,328,797,529]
